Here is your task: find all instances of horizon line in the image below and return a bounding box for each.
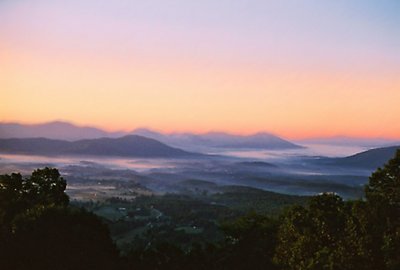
[2,119,400,141]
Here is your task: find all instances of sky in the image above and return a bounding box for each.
[1,0,399,139]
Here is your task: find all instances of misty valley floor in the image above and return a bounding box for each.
[0,144,375,200]
[0,143,397,255]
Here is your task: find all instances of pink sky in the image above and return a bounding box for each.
[1,0,400,139]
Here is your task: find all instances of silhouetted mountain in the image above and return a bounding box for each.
[0,135,199,158]
[212,132,303,149]
[133,129,302,150]
[0,122,301,150]
[0,121,125,141]
[318,145,400,169]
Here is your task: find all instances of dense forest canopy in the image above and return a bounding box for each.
[0,151,399,269]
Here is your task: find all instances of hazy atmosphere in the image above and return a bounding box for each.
[1,1,399,270]
[2,0,400,138]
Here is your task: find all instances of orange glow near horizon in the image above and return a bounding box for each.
[2,46,400,140]
[1,1,400,140]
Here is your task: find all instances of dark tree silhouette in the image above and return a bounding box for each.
[25,167,69,207]
[218,212,278,270]
[0,168,118,270]
[365,149,400,270]
[274,193,379,270]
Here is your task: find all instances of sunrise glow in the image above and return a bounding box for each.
[1,1,399,139]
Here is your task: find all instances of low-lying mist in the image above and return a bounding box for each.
[0,143,380,200]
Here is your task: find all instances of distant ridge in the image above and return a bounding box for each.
[297,136,399,147]
[0,135,199,158]
[0,121,125,141]
[133,129,303,150]
[318,145,400,169]
[0,122,302,150]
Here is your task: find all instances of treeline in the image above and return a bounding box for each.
[1,150,399,270]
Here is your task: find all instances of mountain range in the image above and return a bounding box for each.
[0,121,124,141]
[317,145,400,169]
[132,129,302,150]
[0,135,197,158]
[0,121,302,150]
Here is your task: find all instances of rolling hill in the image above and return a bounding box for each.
[1,122,303,150]
[0,135,199,158]
[133,129,303,150]
[317,145,400,169]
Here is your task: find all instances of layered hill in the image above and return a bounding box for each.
[0,122,303,150]
[317,145,400,169]
[133,129,303,150]
[0,135,199,158]
[0,121,125,141]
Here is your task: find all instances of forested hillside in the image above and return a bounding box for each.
[1,151,399,269]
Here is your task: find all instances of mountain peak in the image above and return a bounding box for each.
[0,135,199,158]
[0,122,302,150]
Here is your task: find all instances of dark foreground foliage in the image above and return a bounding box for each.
[0,150,399,269]
[0,168,119,270]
